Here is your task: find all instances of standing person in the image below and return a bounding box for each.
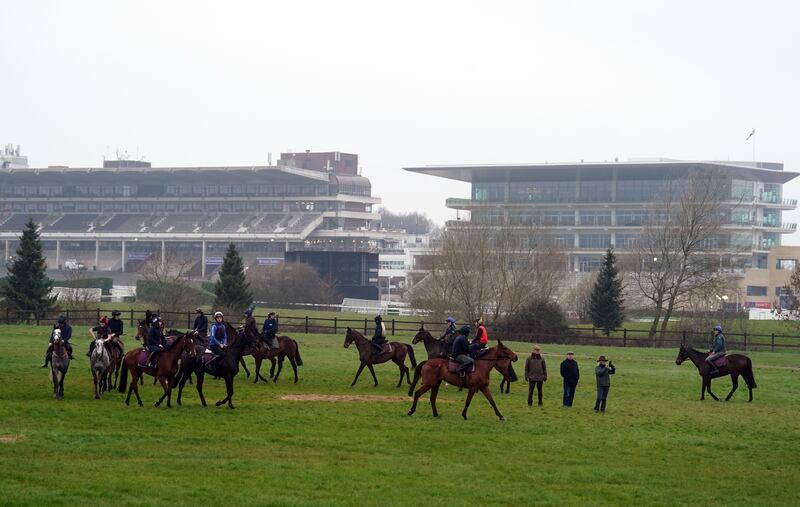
[525,345,547,407]
[41,315,74,367]
[146,316,167,368]
[371,315,387,355]
[192,308,209,340]
[261,312,279,349]
[469,317,489,356]
[594,356,616,413]
[560,351,580,407]
[108,310,124,338]
[451,326,474,377]
[208,312,228,362]
[706,325,727,375]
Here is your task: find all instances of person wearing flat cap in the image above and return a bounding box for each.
[108,310,124,337]
[594,355,616,413]
[524,345,547,407]
[560,351,580,407]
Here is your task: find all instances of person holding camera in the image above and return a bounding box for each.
[594,355,616,413]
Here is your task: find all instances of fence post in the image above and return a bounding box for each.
[392,319,396,336]
[623,328,627,347]
[334,317,338,335]
[771,333,775,352]
[130,308,134,328]
[743,332,747,352]
[66,309,70,324]
[5,307,9,324]
[682,330,686,345]
[187,312,191,329]
[36,313,40,326]
[592,327,596,338]
[364,318,368,335]
[305,316,309,334]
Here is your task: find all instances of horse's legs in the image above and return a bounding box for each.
[725,374,739,401]
[177,369,189,406]
[288,355,298,384]
[214,376,234,409]
[131,371,144,407]
[367,364,379,387]
[700,378,706,400]
[93,372,100,399]
[499,377,507,394]
[350,363,367,386]
[195,370,208,407]
[462,387,477,420]
[274,356,285,383]
[707,378,720,401]
[408,382,431,416]
[480,385,505,421]
[430,382,441,417]
[269,357,277,378]
[240,357,250,379]
[257,356,271,383]
[154,376,170,408]
[253,356,261,384]
[393,358,405,388]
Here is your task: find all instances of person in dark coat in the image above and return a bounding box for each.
[524,345,547,407]
[594,356,616,413]
[242,308,257,334]
[41,315,73,367]
[371,315,387,355]
[108,310,124,337]
[144,309,153,329]
[439,317,457,352]
[560,351,580,407]
[86,316,124,358]
[451,326,473,377]
[706,325,727,375]
[146,317,167,367]
[261,312,279,349]
[192,308,209,340]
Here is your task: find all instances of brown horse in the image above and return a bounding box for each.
[343,328,417,388]
[675,343,757,402]
[118,332,196,407]
[238,325,303,384]
[407,341,518,421]
[104,338,124,390]
[411,326,518,393]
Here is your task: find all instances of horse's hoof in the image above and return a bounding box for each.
[407,411,413,416]
[499,416,506,422]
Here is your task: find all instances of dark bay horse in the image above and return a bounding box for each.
[411,326,518,393]
[344,328,416,387]
[174,322,253,408]
[50,329,70,400]
[407,341,518,420]
[238,325,303,384]
[118,332,196,407]
[675,343,757,402]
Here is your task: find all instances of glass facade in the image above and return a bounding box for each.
[579,234,611,249]
[579,210,612,226]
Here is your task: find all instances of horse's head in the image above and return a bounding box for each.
[136,320,148,342]
[181,334,197,357]
[343,328,358,348]
[412,326,432,345]
[675,342,689,365]
[495,340,518,363]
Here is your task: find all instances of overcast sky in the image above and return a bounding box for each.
[2,0,799,241]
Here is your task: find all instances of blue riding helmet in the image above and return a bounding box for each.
[713,325,722,332]
[244,309,253,316]
[446,317,456,323]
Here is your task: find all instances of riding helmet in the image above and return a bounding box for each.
[460,325,470,335]
[713,325,723,332]
[57,315,67,324]
[214,311,224,318]
[244,309,253,316]
[111,310,121,316]
[375,315,382,322]
[446,316,455,323]
[195,308,204,314]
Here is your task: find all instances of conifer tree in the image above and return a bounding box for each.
[2,219,56,318]
[588,247,625,335]
[214,243,253,314]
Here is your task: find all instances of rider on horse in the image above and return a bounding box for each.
[41,315,73,367]
[146,316,167,368]
[371,315,387,355]
[439,317,457,353]
[192,308,209,340]
[109,310,124,337]
[469,318,489,356]
[706,325,727,375]
[451,325,473,377]
[209,312,228,363]
[261,311,279,350]
[87,315,124,358]
[243,308,258,335]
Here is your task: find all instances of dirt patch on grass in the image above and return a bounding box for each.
[0,434,26,444]
[280,394,452,403]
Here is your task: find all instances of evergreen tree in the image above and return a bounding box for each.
[2,219,56,318]
[589,247,625,335]
[214,243,253,314]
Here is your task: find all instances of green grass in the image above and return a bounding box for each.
[1,326,799,506]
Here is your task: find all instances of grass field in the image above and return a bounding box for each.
[1,325,799,506]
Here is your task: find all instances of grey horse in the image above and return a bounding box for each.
[50,329,70,400]
[90,336,111,399]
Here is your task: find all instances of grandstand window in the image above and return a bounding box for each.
[509,181,575,203]
[473,182,505,202]
[206,184,218,194]
[616,209,647,226]
[180,202,192,211]
[220,185,231,194]
[579,210,612,226]
[579,256,604,272]
[579,180,613,202]
[579,234,611,249]
[615,233,638,250]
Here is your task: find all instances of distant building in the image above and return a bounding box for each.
[738,245,800,310]
[1,144,27,169]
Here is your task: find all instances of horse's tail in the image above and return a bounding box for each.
[742,357,757,389]
[293,339,303,366]
[405,344,417,369]
[118,362,128,393]
[506,362,518,382]
[408,360,427,397]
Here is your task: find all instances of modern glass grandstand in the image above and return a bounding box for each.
[0,151,392,297]
[405,159,799,272]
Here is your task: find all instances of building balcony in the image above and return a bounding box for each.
[446,197,799,210]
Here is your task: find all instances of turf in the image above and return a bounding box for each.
[1,325,799,506]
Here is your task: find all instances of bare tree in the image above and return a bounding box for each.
[633,170,744,339]
[562,272,596,323]
[248,262,337,306]
[139,249,204,326]
[408,225,565,323]
[58,267,97,311]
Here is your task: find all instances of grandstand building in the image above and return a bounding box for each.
[405,158,799,276]
[0,150,395,299]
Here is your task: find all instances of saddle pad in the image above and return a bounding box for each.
[135,349,148,364]
[447,360,475,374]
[382,343,393,354]
[202,352,216,367]
[713,355,727,368]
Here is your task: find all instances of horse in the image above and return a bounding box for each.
[104,337,124,390]
[411,326,518,393]
[50,329,70,400]
[89,337,112,399]
[174,322,253,409]
[407,341,518,421]
[675,343,757,402]
[118,332,196,408]
[343,328,417,388]
[239,325,303,384]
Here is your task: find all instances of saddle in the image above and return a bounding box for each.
[202,350,219,368]
[374,342,393,355]
[448,360,475,375]
[708,354,728,368]
[136,349,157,369]
[472,348,490,359]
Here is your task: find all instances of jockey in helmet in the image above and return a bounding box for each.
[706,325,727,375]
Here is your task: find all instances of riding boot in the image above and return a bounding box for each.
[40,350,52,368]
[708,363,718,376]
